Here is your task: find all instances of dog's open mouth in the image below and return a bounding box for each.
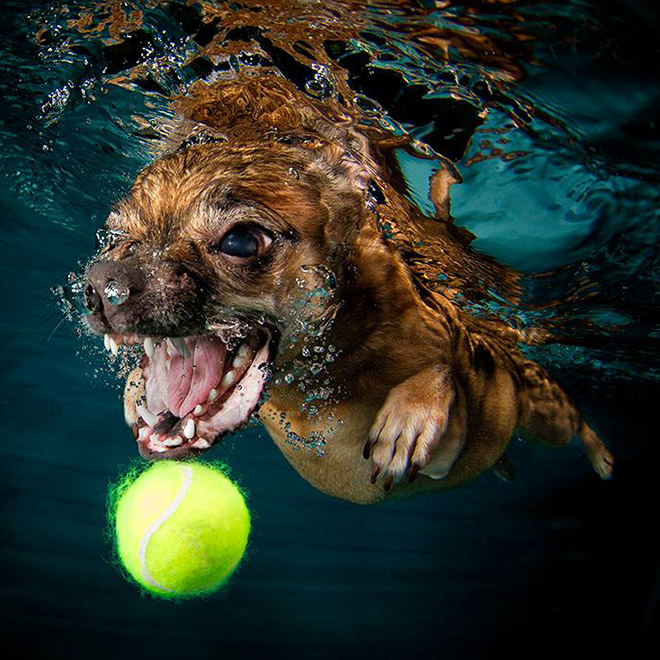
[105,329,272,459]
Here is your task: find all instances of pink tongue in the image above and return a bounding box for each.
[145,337,227,418]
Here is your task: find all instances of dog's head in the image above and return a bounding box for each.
[84,100,375,458]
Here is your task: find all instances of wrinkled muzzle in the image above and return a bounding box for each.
[84,255,204,337]
[84,254,273,460]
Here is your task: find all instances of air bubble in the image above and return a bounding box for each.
[305,76,332,99]
[104,281,129,306]
[305,64,333,99]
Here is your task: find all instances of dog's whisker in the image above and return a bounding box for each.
[45,315,68,343]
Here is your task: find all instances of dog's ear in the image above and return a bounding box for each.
[317,126,375,196]
[336,148,372,195]
[311,155,371,265]
[429,161,476,246]
[430,161,459,222]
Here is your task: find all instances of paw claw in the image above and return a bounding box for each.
[366,366,459,492]
[363,440,373,460]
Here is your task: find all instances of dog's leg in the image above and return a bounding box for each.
[518,360,614,479]
[363,365,465,490]
[578,420,614,480]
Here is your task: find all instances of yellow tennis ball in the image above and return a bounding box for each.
[110,461,250,599]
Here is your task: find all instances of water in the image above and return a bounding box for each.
[1,1,658,657]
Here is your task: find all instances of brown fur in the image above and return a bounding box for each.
[85,73,613,504]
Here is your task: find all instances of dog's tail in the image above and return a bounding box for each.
[580,420,614,480]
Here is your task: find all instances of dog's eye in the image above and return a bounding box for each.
[211,225,273,259]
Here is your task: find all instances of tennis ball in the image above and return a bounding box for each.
[110,461,250,599]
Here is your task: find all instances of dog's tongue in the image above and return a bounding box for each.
[145,337,227,418]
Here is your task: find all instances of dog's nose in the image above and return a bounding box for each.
[102,279,130,305]
[84,260,143,313]
[84,282,102,313]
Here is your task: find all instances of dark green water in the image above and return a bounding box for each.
[1,1,658,658]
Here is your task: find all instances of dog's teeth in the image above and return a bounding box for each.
[172,337,187,356]
[104,334,111,351]
[109,336,119,356]
[167,337,190,357]
[148,433,180,450]
[238,344,250,358]
[222,370,236,387]
[207,389,218,402]
[193,404,203,415]
[192,438,211,449]
[137,404,159,428]
[144,337,155,359]
[161,436,184,447]
[232,355,246,369]
[183,419,196,439]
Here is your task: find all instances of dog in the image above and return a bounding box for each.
[83,73,613,504]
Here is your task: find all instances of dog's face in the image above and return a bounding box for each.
[84,136,370,459]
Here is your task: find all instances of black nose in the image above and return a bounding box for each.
[84,282,102,313]
[84,260,144,314]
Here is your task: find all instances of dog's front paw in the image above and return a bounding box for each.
[363,366,461,490]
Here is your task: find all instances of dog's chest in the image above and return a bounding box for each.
[258,399,387,504]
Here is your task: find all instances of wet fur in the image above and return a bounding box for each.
[87,74,613,504]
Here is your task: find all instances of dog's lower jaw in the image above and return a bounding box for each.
[122,331,273,459]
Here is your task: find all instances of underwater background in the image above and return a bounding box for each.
[0,0,658,657]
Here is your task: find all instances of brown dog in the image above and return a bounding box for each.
[83,74,613,504]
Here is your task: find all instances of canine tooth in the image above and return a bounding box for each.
[137,404,159,428]
[144,337,155,359]
[193,405,203,415]
[222,370,236,387]
[192,438,211,449]
[183,419,195,439]
[207,389,218,402]
[104,334,111,351]
[168,337,189,357]
[109,336,119,356]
